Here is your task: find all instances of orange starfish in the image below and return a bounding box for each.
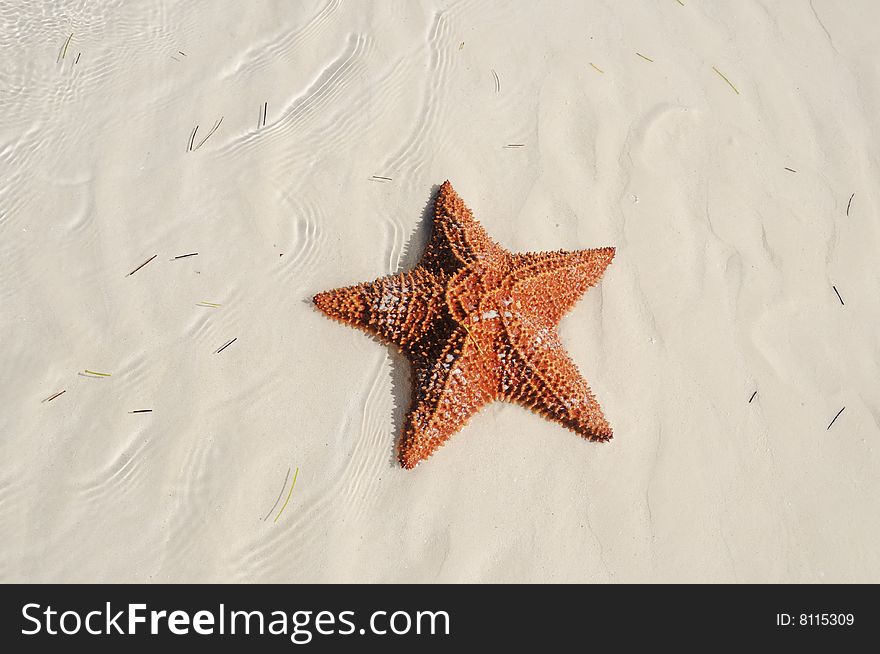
[314,181,615,468]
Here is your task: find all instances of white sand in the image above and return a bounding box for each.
[3,0,879,583]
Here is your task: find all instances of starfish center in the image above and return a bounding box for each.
[445,261,512,328]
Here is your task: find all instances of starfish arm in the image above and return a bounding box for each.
[420,180,504,273]
[501,324,612,441]
[313,268,444,348]
[399,329,495,468]
[507,247,615,326]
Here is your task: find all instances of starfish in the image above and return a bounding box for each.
[314,181,615,468]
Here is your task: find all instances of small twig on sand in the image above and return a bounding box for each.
[43,390,66,403]
[273,467,300,523]
[215,338,237,354]
[194,117,223,150]
[263,467,291,520]
[58,33,73,63]
[827,407,845,430]
[83,370,112,377]
[126,254,157,277]
[712,66,739,95]
[748,391,757,404]
[846,193,854,216]
[832,285,844,306]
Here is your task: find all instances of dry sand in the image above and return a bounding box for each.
[2,0,879,582]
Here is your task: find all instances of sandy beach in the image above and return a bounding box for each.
[2,0,879,583]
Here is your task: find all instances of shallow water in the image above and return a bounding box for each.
[2,0,879,582]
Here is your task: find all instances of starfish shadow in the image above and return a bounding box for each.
[394,183,440,271]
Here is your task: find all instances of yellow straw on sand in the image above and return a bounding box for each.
[274,467,299,523]
[712,66,740,95]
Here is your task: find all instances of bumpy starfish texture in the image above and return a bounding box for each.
[314,181,615,469]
